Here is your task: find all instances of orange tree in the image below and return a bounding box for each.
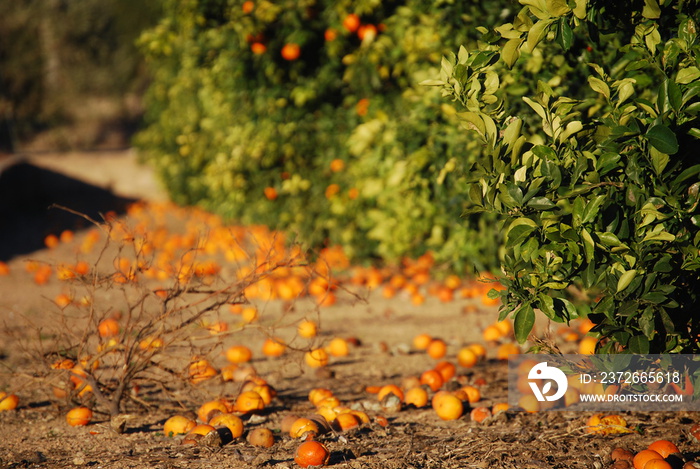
[430,0,700,352]
[134,0,514,273]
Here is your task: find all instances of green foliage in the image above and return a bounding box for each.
[135,0,512,273]
[433,0,700,352]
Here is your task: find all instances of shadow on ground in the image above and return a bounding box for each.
[0,157,136,261]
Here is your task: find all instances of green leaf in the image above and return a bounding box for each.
[527,196,556,210]
[581,228,595,263]
[502,38,523,68]
[513,303,536,343]
[617,269,637,293]
[525,19,553,53]
[502,118,523,147]
[582,195,606,224]
[588,76,610,100]
[546,0,571,16]
[522,97,546,119]
[642,0,661,19]
[628,335,650,354]
[555,298,579,321]
[665,79,682,113]
[653,255,673,272]
[646,125,679,155]
[672,164,700,185]
[420,79,445,87]
[597,232,623,247]
[557,19,573,50]
[538,293,556,320]
[642,230,675,243]
[506,222,538,247]
[650,147,670,175]
[676,67,700,85]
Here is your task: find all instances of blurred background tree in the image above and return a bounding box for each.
[0,0,162,152]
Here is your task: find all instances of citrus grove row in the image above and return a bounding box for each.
[135,0,700,359]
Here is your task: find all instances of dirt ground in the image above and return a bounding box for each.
[1,151,698,469]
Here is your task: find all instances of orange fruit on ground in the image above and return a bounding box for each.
[333,412,361,432]
[435,361,456,382]
[494,320,513,337]
[242,306,259,322]
[235,391,265,413]
[163,415,196,436]
[647,440,680,459]
[262,337,286,357]
[413,333,432,350]
[281,414,301,434]
[51,358,75,370]
[315,406,338,423]
[420,369,444,392]
[342,13,360,33]
[579,336,598,354]
[45,234,59,248]
[188,359,218,384]
[298,319,318,338]
[611,447,635,463]
[197,399,229,423]
[404,387,429,408]
[426,339,447,359]
[518,394,540,413]
[482,325,502,342]
[401,375,421,390]
[295,440,330,468]
[308,388,334,406]
[305,348,329,368]
[643,460,672,469]
[496,343,520,360]
[470,406,492,423]
[564,388,581,406]
[327,337,350,357]
[632,450,664,469]
[289,417,319,438]
[281,43,301,61]
[458,385,481,404]
[225,345,253,363]
[252,384,276,405]
[351,410,370,424]
[98,318,120,338]
[411,292,426,306]
[0,392,19,411]
[432,392,464,421]
[54,293,72,308]
[187,424,216,437]
[467,343,487,359]
[316,292,337,307]
[315,396,341,411]
[377,384,405,402]
[492,402,510,414]
[457,347,478,368]
[66,406,93,426]
[247,427,275,447]
[382,285,397,299]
